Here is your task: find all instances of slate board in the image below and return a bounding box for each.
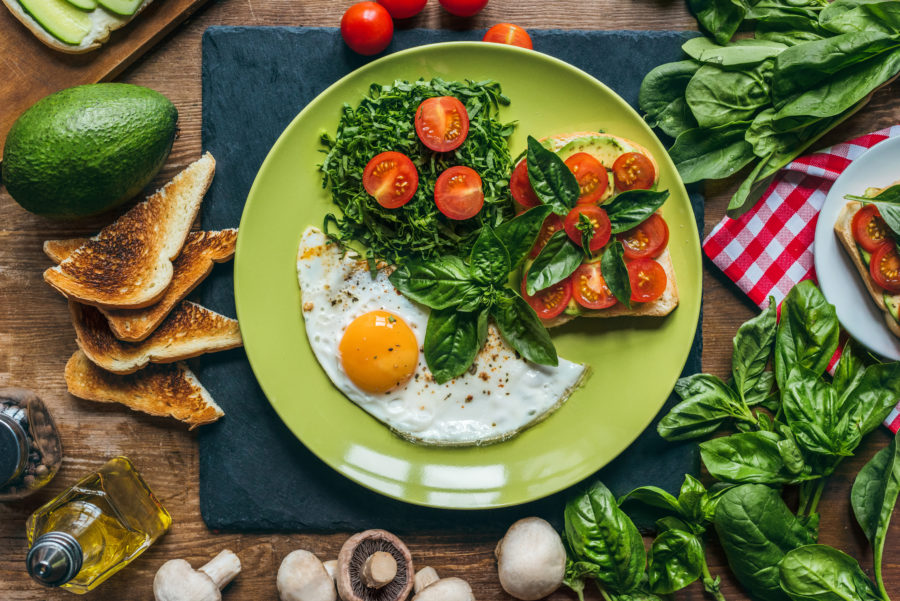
[197,26,703,533]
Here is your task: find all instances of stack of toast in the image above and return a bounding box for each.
[43,153,240,428]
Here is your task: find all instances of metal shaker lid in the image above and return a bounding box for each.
[0,413,27,488]
[26,532,84,587]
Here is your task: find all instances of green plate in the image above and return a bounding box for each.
[234,42,702,509]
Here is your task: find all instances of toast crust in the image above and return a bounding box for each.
[43,153,214,310]
[70,300,243,374]
[833,201,900,338]
[64,350,223,429]
[47,229,237,341]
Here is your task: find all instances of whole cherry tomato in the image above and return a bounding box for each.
[341,2,394,56]
[377,0,427,18]
[482,23,532,49]
[439,0,488,17]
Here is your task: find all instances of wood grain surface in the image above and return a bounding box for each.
[0,0,211,161]
[1,1,899,600]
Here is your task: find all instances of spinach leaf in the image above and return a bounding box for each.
[715,484,816,601]
[605,189,670,233]
[701,431,815,484]
[491,289,558,366]
[423,307,485,384]
[755,24,826,46]
[774,280,840,391]
[819,0,900,35]
[687,0,748,44]
[658,374,746,441]
[601,241,632,309]
[840,362,900,437]
[732,298,777,403]
[469,225,510,285]
[564,481,646,594]
[647,529,705,594]
[494,205,552,268]
[669,121,756,183]
[526,135,580,216]
[638,60,701,138]
[727,153,777,218]
[686,61,773,129]
[525,230,583,295]
[852,432,900,600]
[683,37,788,69]
[779,545,882,601]
[389,256,477,310]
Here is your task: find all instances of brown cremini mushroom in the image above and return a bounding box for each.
[336,530,414,601]
[153,549,241,601]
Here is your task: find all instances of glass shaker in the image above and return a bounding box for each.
[0,388,62,501]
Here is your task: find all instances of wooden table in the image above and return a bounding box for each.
[1,2,898,599]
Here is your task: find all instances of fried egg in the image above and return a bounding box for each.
[296,226,586,446]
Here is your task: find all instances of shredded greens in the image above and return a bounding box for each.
[319,78,516,265]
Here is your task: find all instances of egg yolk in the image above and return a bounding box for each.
[339,310,419,394]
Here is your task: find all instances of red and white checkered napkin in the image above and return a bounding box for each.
[702,124,900,433]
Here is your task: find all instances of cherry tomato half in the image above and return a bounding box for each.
[340,2,394,56]
[415,96,470,152]
[529,214,564,259]
[362,151,419,209]
[434,166,484,220]
[870,242,900,294]
[521,275,572,320]
[613,152,656,192]
[377,0,426,19]
[852,204,892,253]
[627,259,667,303]
[571,262,617,310]
[563,205,612,252]
[439,0,488,17]
[565,152,609,205]
[482,23,533,49]
[511,159,541,212]
[618,213,670,259]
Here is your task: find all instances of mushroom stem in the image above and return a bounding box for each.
[198,550,242,590]
[414,567,439,593]
[362,551,397,588]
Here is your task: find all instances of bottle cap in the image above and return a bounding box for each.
[26,532,83,587]
[0,413,27,488]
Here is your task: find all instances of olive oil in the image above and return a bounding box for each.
[25,457,171,594]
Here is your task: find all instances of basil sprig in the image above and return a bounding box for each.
[526,135,579,216]
[600,241,632,309]
[576,213,595,257]
[846,184,900,241]
[389,209,558,383]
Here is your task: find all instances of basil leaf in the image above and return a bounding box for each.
[639,60,701,138]
[783,366,845,456]
[469,225,510,285]
[852,432,900,598]
[840,362,900,437]
[423,308,482,384]
[668,122,756,184]
[774,280,840,391]
[525,230,582,295]
[389,256,478,310]
[564,481,646,594]
[494,205,553,267]
[779,545,882,601]
[701,431,816,484]
[745,371,777,407]
[648,529,705,595]
[576,212,594,257]
[601,241,632,309]
[832,340,865,398]
[526,135,580,216]
[677,474,709,525]
[605,190,670,233]
[618,486,682,516]
[867,201,900,239]
[491,290,558,366]
[658,374,745,441]
[715,484,816,601]
[848,185,900,239]
[732,298,777,403]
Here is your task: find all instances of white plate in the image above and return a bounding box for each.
[814,136,900,361]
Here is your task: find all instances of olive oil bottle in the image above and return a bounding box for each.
[25,456,171,594]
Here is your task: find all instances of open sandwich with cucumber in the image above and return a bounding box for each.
[3,0,149,53]
[836,182,900,338]
[299,78,677,446]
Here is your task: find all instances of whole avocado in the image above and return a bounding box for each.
[2,83,177,218]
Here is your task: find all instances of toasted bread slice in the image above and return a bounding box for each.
[65,350,223,429]
[834,201,900,338]
[70,300,242,374]
[46,229,237,341]
[2,0,154,54]
[44,153,215,310]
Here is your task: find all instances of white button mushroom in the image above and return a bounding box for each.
[495,517,566,600]
[153,549,241,601]
[277,550,337,601]
[412,577,475,601]
[413,567,439,593]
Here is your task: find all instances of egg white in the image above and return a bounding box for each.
[296,226,587,446]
